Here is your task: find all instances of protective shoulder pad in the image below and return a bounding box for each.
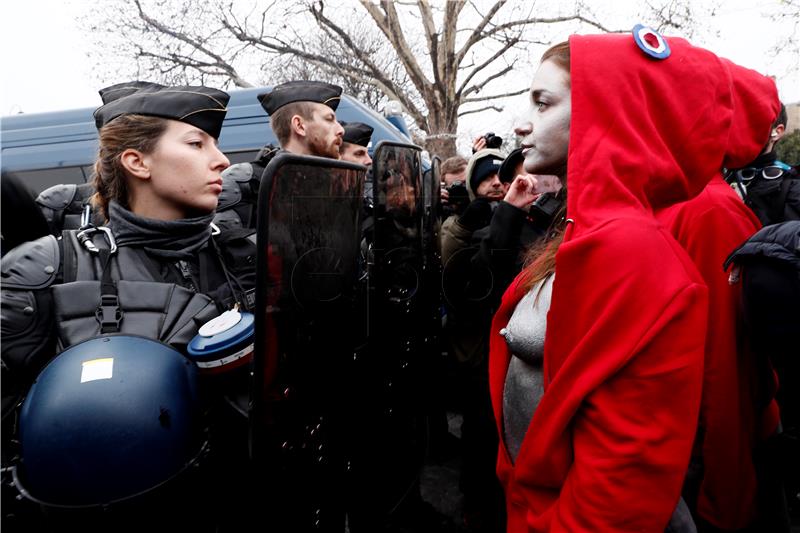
[0,235,60,290]
[217,174,243,210]
[221,162,255,183]
[35,183,78,210]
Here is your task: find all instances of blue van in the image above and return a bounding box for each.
[1,87,412,194]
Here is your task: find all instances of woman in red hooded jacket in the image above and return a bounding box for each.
[490,31,779,532]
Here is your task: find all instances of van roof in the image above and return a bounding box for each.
[1,87,411,173]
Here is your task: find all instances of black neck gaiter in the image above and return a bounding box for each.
[107,201,214,260]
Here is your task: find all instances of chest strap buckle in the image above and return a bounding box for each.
[96,294,123,333]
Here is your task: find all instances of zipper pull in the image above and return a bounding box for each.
[176,260,198,292]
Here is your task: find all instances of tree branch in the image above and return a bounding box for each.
[417,0,443,93]
[133,0,253,87]
[458,104,504,117]
[359,0,432,96]
[309,1,427,126]
[483,14,619,42]
[220,6,429,129]
[455,0,507,66]
[461,87,528,103]
[457,36,519,96]
[462,63,518,99]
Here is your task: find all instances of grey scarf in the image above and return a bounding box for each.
[107,201,214,260]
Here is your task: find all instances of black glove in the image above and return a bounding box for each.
[458,197,494,231]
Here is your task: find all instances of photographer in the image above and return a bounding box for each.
[440,156,469,218]
[472,131,504,153]
[476,148,562,299]
[441,149,505,264]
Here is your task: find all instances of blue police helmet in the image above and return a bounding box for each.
[16,335,206,507]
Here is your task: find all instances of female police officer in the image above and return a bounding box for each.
[1,82,256,532]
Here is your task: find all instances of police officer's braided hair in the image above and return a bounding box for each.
[91,114,168,221]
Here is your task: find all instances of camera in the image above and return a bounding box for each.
[483,132,503,150]
[529,192,564,227]
[446,180,469,204]
[443,179,470,216]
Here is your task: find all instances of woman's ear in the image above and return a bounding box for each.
[119,149,150,180]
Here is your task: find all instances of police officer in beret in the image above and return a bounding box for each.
[338,121,373,167]
[1,82,256,532]
[34,82,166,236]
[260,80,344,158]
[216,80,346,230]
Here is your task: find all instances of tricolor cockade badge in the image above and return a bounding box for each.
[632,24,671,60]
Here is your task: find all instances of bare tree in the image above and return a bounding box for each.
[269,20,412,111]
[84,0,704,158]
[768,0,800,78]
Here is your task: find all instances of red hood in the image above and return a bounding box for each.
[566,34,778,233]
[490,32,779,532]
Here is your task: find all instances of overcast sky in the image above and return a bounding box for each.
[1,0,798,152]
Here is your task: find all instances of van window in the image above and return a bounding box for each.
[226,151,259,165]
[16,156,259,195]
[14,166,90,194]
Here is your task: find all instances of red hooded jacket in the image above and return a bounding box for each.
[658,176,780,530]
[489,33,779,532]
[657,57,780,530]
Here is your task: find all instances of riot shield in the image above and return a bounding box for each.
[346,141,430,529]
[251,153,366,532]
[421,156,443,360]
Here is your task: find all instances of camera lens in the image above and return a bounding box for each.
[484,133,502,149]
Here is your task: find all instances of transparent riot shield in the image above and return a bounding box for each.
[418,157,446,486]
[346,141,429,530]
[251,153,366,532]
[421,156,443,361]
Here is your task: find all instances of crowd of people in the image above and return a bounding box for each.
[1,26,798,533]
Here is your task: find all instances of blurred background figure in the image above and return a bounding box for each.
[1,172,49,256]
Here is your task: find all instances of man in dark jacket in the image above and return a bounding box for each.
[726,103,799,225]
[726,221,800,527]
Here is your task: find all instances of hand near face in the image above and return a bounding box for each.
[503,173,561,210]
[440,185,450,205]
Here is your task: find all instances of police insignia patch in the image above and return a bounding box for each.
[632,24,671,59]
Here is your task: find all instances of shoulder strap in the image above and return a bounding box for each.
[61,228,123,332]
[61,230,105,282]
[97,247,122,333]
[61,230,78,283]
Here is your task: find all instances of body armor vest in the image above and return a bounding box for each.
[53,230,221,352]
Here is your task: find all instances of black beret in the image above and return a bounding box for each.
[340,121,374,147]
[94,84,230,139]
[257,80,342,115]
[498,147,525,183]
[98,81,165,104]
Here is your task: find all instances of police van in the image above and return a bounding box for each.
[1,87,413,194]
